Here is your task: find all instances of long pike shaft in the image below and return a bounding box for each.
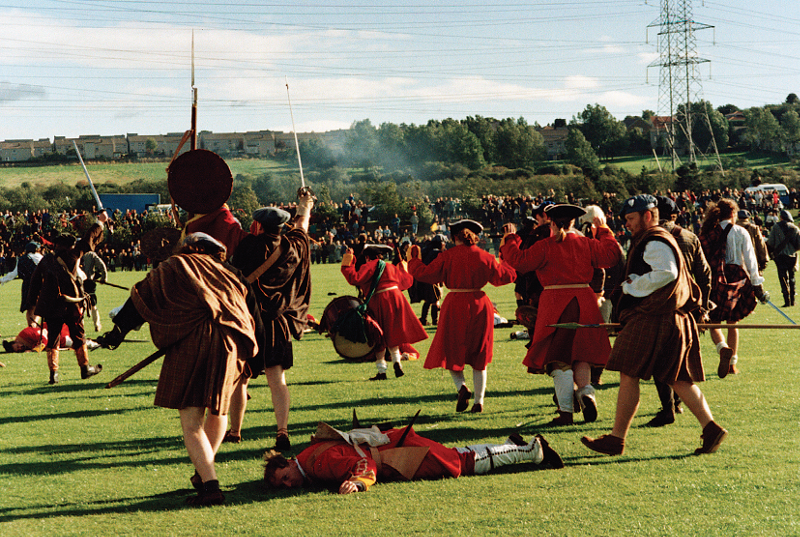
[72,140,104,211]
[548,322,800,330]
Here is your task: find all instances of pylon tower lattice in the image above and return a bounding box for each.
[648,0,723,173]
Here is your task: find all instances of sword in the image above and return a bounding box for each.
[285,76,306,189]
[72,140,104,213]
[764,299,797,324]
[395,409,421,447]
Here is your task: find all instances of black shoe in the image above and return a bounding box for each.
[222,430,242,444]
[186,488,225,507]
[369,372,387,381]
[48,371,59,384]
[275,433,291,451]
[393,362,404,378]
[456,385,472,412]
[536,434,565,469]
[3,340,13,353]
[645,409,675,427]
[81,364,102,379]
[507,432,527,446]
[190,472,203,491]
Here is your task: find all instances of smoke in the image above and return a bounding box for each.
[0,83,46,103]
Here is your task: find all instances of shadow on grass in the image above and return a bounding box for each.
[0,405,155,426]
[0,480,287,523]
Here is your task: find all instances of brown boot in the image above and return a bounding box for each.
[695,421,728,454]
[581,434,625,455]
[548,411,573,426]
[718,347,734,379]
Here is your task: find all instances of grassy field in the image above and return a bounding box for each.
[1,262,799,536]
[0,158,294,189]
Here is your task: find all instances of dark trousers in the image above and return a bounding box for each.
[775,254,797,304]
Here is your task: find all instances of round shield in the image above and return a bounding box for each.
[140,226,182,262]
[167,149,233,214]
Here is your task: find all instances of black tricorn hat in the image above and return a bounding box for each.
[449,219,483,235]
[544,204,586,221]
[168,149,233,214]
[531,201,554,216]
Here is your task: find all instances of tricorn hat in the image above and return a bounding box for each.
[449,219,483,236]
[168,149,233,214]
[530,201,554,216]
[544,204,586,221]
[363,243,394,258]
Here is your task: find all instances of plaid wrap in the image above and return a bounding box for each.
[701,224,757,323]
[607,227,704,383]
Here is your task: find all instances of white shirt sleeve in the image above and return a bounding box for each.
[622,240,679,297]
[722,221,765,286]
[0,265,18,284]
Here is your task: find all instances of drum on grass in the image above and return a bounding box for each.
[320,296,383,361]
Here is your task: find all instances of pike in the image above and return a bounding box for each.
[72,140,104,213]
[105,347,167,388]
[548,322,800,330]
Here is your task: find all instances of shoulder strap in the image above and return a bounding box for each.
[361,260,386,307]
[245,243,283,284]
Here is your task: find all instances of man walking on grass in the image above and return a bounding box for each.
[581,195,728,456]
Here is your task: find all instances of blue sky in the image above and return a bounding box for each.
[1,0,798,141]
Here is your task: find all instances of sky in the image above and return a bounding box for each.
[1,0,799,142]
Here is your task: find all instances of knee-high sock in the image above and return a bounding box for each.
[388,346,401,364]
[450,370,466,391]
[473,369,487,405]
[551,368,574,413]
[464,436,544,474]
[376,350,388,374]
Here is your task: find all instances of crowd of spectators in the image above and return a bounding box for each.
[0,185,794,276]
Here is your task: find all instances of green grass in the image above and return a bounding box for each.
[1,262,799,535]
[0,158,294,189]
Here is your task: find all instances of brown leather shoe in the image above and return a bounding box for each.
[718,347,734,378]
[728,364,739,375]
[185,490,225,507]
[695,421,728,454]
[581,434,625,455]
[275,433,291,451]
[456,385,472,412]
[470,403,483,413]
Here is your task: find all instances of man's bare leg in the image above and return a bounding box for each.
[227,377,248,437]
[610,373,640,439]
[671,381,712,428]
[266,365,290,435]
[179,407,218,483]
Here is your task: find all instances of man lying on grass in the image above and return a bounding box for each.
[264,422,563,494]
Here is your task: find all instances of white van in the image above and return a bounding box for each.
[744,183,790,206]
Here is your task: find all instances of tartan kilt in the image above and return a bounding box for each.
[708,264,757,323]
[607,309,704,383]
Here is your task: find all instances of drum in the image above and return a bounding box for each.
[321,296,383,361]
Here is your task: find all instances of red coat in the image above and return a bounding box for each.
[296,428,465,491]
[500,227,621,372]
[185,205,250,260]
[341,260,427,349]
[408,245,516,371]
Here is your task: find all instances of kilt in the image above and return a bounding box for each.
[607,308,704,383]
[708,264,757,323]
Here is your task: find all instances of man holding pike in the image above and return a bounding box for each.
[581,195,728,457]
